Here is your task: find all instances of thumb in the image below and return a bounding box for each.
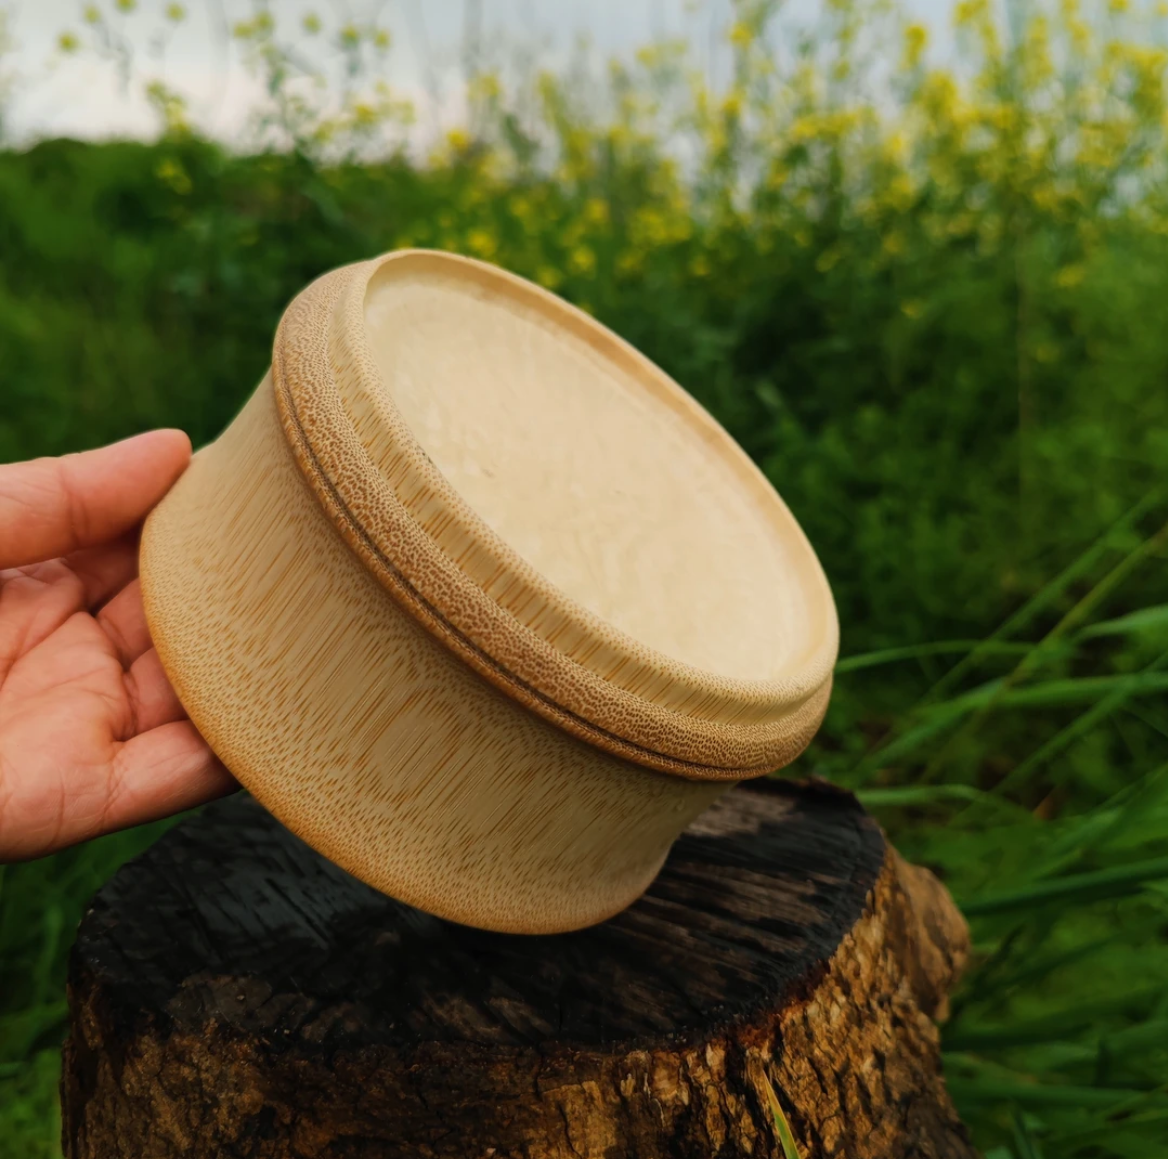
[0,430,192,570]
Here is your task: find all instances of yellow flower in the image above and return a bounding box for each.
[729,21,753,49]
[57,30,79,52]
[1108,0,1129,12]
[470,71,502,102]
[901,299,925,319]
[373,28,390,50]
[947,213,975,238]
[1055,264,1086,288]
[155,158,192,195]
[883,232,906,257]
[1022,16,1054,88]
[903,22,929,69]
[583,198,610,227]
[816,246,843,273]
[885,174,916,213]
[615,251,642,277]
[953,0,980,28]
[1032,185,1059,212]
[568,246,597,276]
[631,207,671,247]
[445,127,471,152]
[351,102,378,128]
[303,12,322,35]
[114,0,136,11]
[466,229,497,259]
[165,3,186,22]
[537,265,564,289]
[340,24,360,48]
[233,13,272,39]
[721,89,744,119]
[83,5,100,24]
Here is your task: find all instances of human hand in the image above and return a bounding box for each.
[0,431,236,861]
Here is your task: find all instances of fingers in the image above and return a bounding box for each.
[0,538,141,658]
[105,721,237,836]
[0,721,236,861]
[123,647,187,733]
[98,579,153,668]
[67,533,142,610]
[0,430,191,571]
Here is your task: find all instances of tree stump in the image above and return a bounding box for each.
[62,780,975,1159]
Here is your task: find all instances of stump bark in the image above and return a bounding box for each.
[62,780,975,1159]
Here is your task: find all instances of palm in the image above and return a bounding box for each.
[0,432,234,861]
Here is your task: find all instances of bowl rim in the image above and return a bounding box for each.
[272,249,838,778]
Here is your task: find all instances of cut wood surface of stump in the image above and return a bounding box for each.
[62,780,975,1159]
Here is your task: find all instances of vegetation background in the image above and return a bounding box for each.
[1,0,1167,1155]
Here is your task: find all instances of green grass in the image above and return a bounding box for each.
[0,823,177,1158]
[822,539,1168,1156]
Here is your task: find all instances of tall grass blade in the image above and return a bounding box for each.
[960,856,1168,916]
[988,650,1168,800]
[1077,605,1168,640]
[857,784,1030,816]
[1012,1109,1045,1159]
[836,641,1031,673]
[916,516,1168,783]
[915,490,1162,706]
[760,1070,803,1159]
[945,1076,1168,1111]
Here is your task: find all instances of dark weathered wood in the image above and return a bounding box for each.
[62,780,974,1158]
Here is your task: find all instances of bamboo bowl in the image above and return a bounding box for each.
[141,250,838,934]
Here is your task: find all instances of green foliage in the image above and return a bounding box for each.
[1,1,1167,1156]
[0,824,174,1156]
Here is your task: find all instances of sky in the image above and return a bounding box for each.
[1,0,957,145]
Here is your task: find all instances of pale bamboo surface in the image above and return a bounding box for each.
[141,250,840,931]
[141,380,727,934]
[364,259,804,682]
[274,251,837,775]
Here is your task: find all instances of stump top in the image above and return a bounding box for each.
[65,782,979,1159]
[74,780,884,1053]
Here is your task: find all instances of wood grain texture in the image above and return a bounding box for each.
[142,379,726,934]
[61,782,975,1159]
[273,249,838,774]
[140,250,836,931]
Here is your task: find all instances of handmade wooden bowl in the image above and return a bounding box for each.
[140,250,838,934]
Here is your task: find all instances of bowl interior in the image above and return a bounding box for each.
[362,252,824,685]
